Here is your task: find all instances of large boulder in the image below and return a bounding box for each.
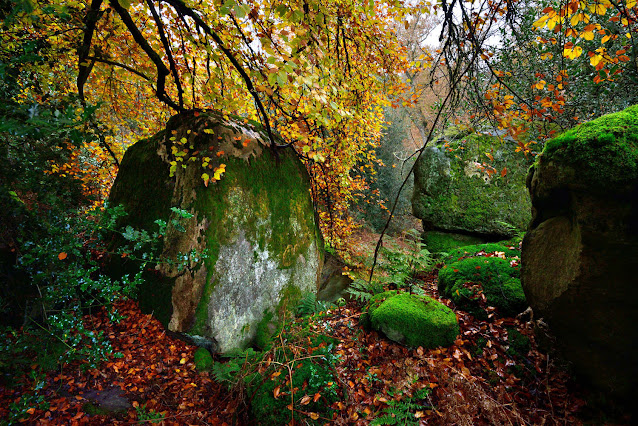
[412,132,532,251]
[108,111,323,353]
[522,105,638,400]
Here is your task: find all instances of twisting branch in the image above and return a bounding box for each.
[85,56,151,81]
[146,0,184,109]
[77,0,104,103]
[109,0,182,111]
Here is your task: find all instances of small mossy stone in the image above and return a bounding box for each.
[370,293,459,348]
[438,256,519,296]
[359,290,398,330]
[194,347,214,371]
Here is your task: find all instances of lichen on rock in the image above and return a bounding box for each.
[108,110,323,353]
[412,132,532,251]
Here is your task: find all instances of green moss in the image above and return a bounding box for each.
[541,104,638,188]
[82,402,110,416]
[255,310,277,350]
[423,231,485,253]
[450,277,526,318]
[445,243,520,262]
[359,290,398,330]
[506,327,531,358]
[369,293,459,348]
[106,132,176,324]
[438,256,519,295]
[194,347,214,371]
[413,131,532,238]
[439,257,525,317]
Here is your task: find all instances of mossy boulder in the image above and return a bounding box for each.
[364,292,459,348]
[522,105,638,400]
[412,133,532,251]
[108,111,323,353]
[438,257,526,317]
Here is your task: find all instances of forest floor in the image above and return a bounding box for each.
[0,238,633,425]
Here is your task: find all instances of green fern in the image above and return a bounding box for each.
[296,291,334,317]
[371,388,432,425]
[346,278,385,303]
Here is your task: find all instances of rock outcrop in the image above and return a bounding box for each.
[522,105,638,400]
[412,132,532,251]
[108,111,323,353]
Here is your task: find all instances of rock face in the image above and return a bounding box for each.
[108,111,323,353]
[412,132,532,251]
[316,252,353,303]
[522,105,638,400]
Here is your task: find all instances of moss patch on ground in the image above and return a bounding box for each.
[194,347,214,371]
[445,243,520,262]
[366,292,459,348]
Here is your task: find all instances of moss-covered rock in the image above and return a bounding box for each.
[522,105,638,401]
[412,133,533,251]
[439,257,525,317]
[367,292,459,348]
[194,347,214,371]
[108,111,323,353]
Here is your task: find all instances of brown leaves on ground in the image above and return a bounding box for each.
[0,300,235,425]
[0,273,604,425]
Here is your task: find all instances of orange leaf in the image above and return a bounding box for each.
[313,392,321,402]
[501,167,507,177]
[58,252,67,260]
[309,412,319,420]
[273,386,281,399]
[300,395,311,405]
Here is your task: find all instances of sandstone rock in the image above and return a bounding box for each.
[316,252,353,303]
[108,111,323,353]
[522,105,638,400]
[412,132,532,251]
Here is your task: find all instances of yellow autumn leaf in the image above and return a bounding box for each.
[601,35,611,43]
[590,54,604,67]
[563,45,583,59]
[581,30,595,40]
[202,173,209,181]
[535,80,546,90]
[570,13,582,27]
[628,0,637,9]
